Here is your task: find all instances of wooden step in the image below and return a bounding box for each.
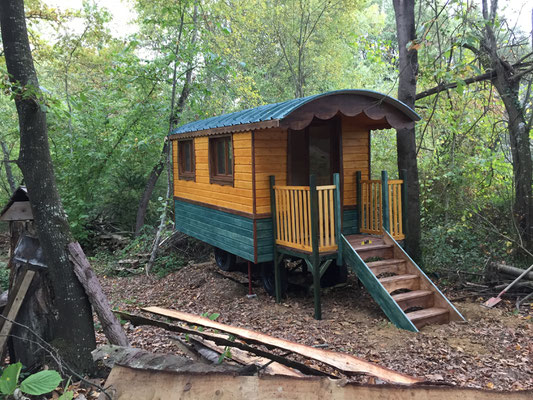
[392,290,433,311]
[367,259,406,276]
[353,244,393,261]
[379,274,419,293]
[406,307,449,329]
[347,234,385,247]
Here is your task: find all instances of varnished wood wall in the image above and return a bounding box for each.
[172,133,254,214]
[172,118,368,217]
[341,115,370,207]
[254,128,288,215]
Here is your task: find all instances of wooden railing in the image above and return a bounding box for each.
[387,180,405,240]
[360,180,382,235]
[358,173,405,240]
[273,185,337,253]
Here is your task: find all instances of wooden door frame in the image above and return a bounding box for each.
[287,116,342,186]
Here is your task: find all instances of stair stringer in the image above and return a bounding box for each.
[341,235,418,332]
[382,231,465,322]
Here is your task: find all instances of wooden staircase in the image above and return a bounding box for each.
[342,232,465,331]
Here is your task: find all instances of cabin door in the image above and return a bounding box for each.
[288,119,340,186]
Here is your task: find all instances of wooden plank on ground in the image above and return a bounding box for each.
[116,311,326,377]
[0,269,35,355]
[104,365,533,400]
[69,242,129,347]
[142,306,421,384]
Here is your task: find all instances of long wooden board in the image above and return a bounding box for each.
[105,365,533,400]
[143,306,421,384]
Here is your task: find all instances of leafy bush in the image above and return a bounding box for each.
[0,263,9,292]
[92,230,186,278]
[421,221,509,280]
[0,363,65,398]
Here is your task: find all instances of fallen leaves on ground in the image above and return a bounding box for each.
[97,260,533,391]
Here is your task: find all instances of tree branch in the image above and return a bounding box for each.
[416,70,494,100]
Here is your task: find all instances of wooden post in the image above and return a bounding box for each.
[333,173,342,266]
[309,175,321,320]
[0,268,36,357]
[356,171,362,234]
[381,171,390,233]
[269,176,281,303]
[399,169,408,241]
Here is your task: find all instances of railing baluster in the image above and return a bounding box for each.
[293,190,300,245]
[324,189,329,246]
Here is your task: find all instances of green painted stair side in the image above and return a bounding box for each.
[341,235,418,332]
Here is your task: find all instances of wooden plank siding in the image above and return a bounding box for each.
[342,209,359,235]
[254,128,288,215]
[175,199,255,262]
[172,133,254,214]
[256,218,274,262]
[341,115,370,207]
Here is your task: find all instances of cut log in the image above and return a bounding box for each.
[187,336,304,377]
[170,335,222,364]
[116,311,326,377]
[493,263,533,281]
[68,242,129,347]
[103,364,533,400]
[92,345,239,374]
[143,306,421,384]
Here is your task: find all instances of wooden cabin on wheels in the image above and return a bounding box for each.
[169,89,465,332]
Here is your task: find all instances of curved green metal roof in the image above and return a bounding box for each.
[171,89,420,135]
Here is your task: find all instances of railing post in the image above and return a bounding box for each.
[356,171,362,234]
[309,175,321,320]
[269,176,281,303]
[381,170,390,233]
[399,169,408,241]
[333,173,342,266]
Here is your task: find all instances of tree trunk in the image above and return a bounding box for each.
[481,0,533,250]
[134,6,196,237]
[134,143,167,236]
[0,0,96,372]
[393,0,422,261]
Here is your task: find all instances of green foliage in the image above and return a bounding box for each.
[93,231,185,278]
[0,263,10,292]
[19,370,62,396]
[0,363,21,396]
[0,0,529,280]
[0,363,62,397]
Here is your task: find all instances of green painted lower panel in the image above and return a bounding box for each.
[256,218,274,263]
[175,200,255,262]
[341,235,418,332]
[342,209,359,235]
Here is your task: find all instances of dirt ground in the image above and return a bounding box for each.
[98,258,533,391]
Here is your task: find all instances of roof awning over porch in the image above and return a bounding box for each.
[169,89,421,139]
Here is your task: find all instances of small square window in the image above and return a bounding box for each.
[178,139,195,180]
[209,136,233,185]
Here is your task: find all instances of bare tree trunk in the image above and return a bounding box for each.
[145,5,199,273]
[481,0,533,250]
[135,5,196,237]
[1,141,17,192]
[393,0,422,261]
[134,143,167,236]
[0,0,96,372]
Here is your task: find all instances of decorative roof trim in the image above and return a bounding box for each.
[171,89,420,137]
